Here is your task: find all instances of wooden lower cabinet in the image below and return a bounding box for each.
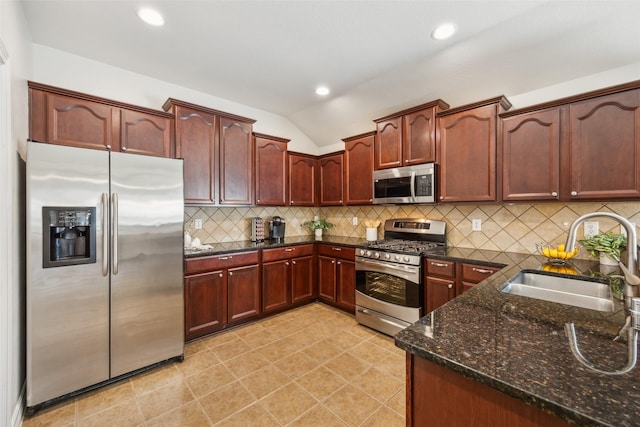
[407,354,572,427]
[184,251,260,341]
[262,244,316,314]
[317,245,356,312]
[459,262,502,294]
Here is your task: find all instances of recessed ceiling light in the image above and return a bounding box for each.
[315,86,330,96]
[137,8,165,26]
[431,23,456,40]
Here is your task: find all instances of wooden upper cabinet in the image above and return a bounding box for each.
[374,100,449,170]
[163,98,255,205]
[375,117,403,169]
[219,117,254,205]
[255,133,289,206]
[29,82,173,157]
[501,108,561,201]
[438,97,511,203]
[567,89,640,200]
[319,152,344,206]
[120,109,173,157]
[289,152,317,206]
[343,132,375,205]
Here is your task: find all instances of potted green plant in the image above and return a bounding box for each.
[579,232,627,266]
[302,218,334,238]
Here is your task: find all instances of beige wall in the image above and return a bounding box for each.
[187,201,640,260]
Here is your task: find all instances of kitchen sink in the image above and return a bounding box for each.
[500,270,614,312]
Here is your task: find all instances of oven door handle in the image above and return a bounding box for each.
[410,170,417,201]
[356,257,420,283]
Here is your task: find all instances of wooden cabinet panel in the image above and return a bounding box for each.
[426,276,455,313]
[568,90,640,200]
[425,259,455,279]
[343,132,374,205]
[227,264,260,324]
[459,263,501,294]
[336,259,356,311]
[289,153,317,206]
[262,260,290,313]
[502,108,560,201]
[319,152,344,206]
[173,105,217,204]
[438,103,500,203]
[291,255,315,303]
[403,107,437,165]
[255,133,289,206]
[318,256,337,302]
[317,245,355,258]
[185,251,260,275]
[262,245,314,263]
[219,117,254,205]
[184,271,226,340]
[375,116,403,170]
[120,109,173,157]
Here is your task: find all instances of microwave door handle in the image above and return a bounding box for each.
[410,171,417,201]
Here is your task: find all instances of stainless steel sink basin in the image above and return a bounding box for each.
[500,270,614,312]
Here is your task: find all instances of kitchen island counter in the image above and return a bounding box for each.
[395,248,636,427]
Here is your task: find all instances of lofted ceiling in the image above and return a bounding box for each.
[20,0,640,148]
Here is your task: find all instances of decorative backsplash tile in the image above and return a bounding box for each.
[185,201,640,258]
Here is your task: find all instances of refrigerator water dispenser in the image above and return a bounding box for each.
[43,207,96,268]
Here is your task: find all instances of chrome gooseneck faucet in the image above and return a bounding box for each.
[564,212,640,375]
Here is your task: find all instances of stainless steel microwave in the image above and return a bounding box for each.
[372,164,436,204]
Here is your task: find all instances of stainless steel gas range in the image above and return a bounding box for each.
[355,218,446,336]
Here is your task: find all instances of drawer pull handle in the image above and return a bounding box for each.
[432,262,448,267]
[219,256,232,260]
[285,248,294,252]
[472,267,492,274]
[332,247,341,251]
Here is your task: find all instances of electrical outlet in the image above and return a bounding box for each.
[314,215,319,221]
[194,218,203,230]
[352,216,358,226]
[472,219,482,232]
[584,221,599,238]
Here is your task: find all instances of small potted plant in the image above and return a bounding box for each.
[302,218,334,239]
[579,232,627,266]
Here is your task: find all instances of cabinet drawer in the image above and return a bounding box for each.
[185,251,260,275]
[461,263,501,284]
[317,244,355,259]
[426,258,455,279]
[262,244,314,262]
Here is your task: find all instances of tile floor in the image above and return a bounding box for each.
[22,303,406,426]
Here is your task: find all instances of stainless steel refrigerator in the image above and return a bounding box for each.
[26,140,184,411]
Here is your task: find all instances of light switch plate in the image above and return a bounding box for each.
[194,218,203,230]
[352,216,358,226]
[472,219,482,232]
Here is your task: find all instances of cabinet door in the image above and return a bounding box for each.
[184,271,226,340]
[120,109,173,158]
[46,92,118,151]
[318,256,337,302]
[255,135,288,205]
[289,154,317,206]
[227,264,260,325]
[426,276,455,313]
[568,90,640,200]
[375,117,402,170]
[291,255,315,304]
[459,263,501,294]
[403,107,436,165]
[502,109,560,201]
[438,104,497,203]
[262,260,290,313]
[219,117,253,205]
[344,134,374,205]
[319,153,344,206]
[336,259,356,312]
[174,105,217,204]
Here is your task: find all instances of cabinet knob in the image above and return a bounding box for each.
[439,196,444,200]
[331,260,335,264]
[106,145,112,150]
[219,273,223,278]
[122,146,127,151]
[448,284,453,289]
[286,262,289,266]
[571,191,578,196]
[337,261,341,265]
[257,199,260,202]
[229,271,233,276]
[292,261,296,265]
[551,192,558,197]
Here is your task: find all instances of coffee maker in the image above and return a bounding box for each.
[268,216,286,241]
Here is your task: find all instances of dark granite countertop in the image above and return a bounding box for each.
[395,248,637,427]
[184,235,367,258]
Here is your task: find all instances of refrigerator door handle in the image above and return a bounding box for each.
[102,192,109,276]
[112,192,119,275]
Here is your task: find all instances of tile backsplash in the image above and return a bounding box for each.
[185,202,640,258]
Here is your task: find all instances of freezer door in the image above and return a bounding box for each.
[26,141,110,406]
[110,152,184,376]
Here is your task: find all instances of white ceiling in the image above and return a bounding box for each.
[20,0,640,147]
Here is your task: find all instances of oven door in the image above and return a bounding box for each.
[355,257,422,308]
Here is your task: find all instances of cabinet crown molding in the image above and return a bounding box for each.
[162,97,256,124]
[341,131,376,142]
[437,95,512,117]
[253,133,290,143]
[374,99,450,122]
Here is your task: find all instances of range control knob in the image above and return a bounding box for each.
[394,254,401,261]
[374,252,380,259]
[384,253,390,260]
[366,251,372,257]
[359,249,365,256]
[403,256,410,262]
